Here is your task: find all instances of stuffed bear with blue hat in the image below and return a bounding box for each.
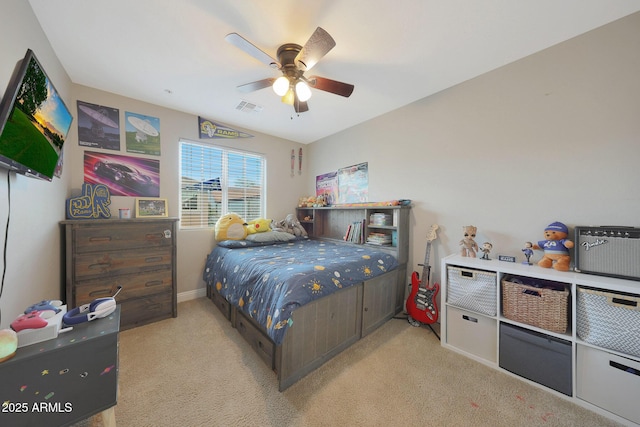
[532,221,574,271]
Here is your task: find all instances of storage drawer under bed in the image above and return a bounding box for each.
[210,288,231,320]
[235,310,275,369]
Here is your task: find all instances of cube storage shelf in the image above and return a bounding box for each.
[441,254,640,426]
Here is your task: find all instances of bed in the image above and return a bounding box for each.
[203,235,405,390]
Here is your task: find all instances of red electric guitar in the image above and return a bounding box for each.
[406,224,440,326]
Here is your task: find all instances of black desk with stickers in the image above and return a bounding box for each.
[1,306,119,427]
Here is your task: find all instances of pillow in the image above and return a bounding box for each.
[245,230,296,243]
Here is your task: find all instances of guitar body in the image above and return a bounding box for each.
[406,271,439,324]
[406,224,440,325]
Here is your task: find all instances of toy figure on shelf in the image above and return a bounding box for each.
[532,221,574,271]
[460,225,479,257]
[522,241,534,265]
[480,242,492,260]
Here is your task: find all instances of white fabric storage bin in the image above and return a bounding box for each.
[447,266,497,316]
[446,305,497,362]
[576,344,640,425]
[576,287,640,358]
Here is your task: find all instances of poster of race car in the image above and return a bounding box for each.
[84,151,160,197]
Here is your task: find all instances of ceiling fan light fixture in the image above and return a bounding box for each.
[295,80,312,102]
[281,88,295,105]
[273,76,290,96]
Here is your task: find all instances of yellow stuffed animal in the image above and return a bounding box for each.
[246,218,271,234]
[214,213,247,241]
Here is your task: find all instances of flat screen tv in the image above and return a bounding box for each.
[0,49,73,181]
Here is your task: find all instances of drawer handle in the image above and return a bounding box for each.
[145,256,163,263]
[460,270,476,279]
[610,360,640,377]
[609,297,638,310]
[89,289,112,297]
[462,314,478,323]
[145,280,164,287]
[89,236,112,242]
[145,233,163,240]
[89,262,112,269]
[523,289,541,297]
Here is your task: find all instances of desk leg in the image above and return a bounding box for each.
[90,407,116,427]
[102,407,116,427]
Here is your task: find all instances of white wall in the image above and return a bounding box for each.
[308,12,640,287]
[0,0,73,328]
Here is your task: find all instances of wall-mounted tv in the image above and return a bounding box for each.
[0,49,73,181]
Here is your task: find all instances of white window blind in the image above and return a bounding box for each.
[179,139,265,229]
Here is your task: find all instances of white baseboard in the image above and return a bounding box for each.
[177,288,207,303]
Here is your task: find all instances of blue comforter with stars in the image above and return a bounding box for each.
[203,238,398,345]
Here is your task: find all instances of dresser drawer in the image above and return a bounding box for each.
[74,247,172,281]
[74,269,173,305]
[63,218,178,331]
[119,291,174,330]
[73,222,174,253]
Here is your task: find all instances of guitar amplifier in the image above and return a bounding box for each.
[574,226,640,281]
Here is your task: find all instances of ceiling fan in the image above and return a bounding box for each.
[225,27,354,113]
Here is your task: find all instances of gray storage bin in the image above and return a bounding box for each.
[499,323,572,396]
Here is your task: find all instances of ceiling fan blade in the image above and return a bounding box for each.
[295,27,336,71]
[307,76,354,97]
[225,33,281,69]
[237,78,276,93]
[294,94,309,113]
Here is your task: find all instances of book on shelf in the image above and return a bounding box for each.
[369,213,393,226]
[343,224,352,241]
[344,219,365,243]
[366,232,392,246]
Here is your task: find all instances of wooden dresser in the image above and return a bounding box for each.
[61,218,178,330]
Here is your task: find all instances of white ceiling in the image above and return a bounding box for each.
[27,0,640,144]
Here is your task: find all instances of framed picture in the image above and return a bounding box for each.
[135,197,168,218]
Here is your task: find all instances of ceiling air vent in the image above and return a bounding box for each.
[236,100,263,114]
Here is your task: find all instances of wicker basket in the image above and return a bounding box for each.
[502,278,569,333]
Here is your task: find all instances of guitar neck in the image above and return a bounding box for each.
[420,242,432,285]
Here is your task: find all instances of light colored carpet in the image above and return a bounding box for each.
[101,298,622,426]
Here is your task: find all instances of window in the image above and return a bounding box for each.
[179,139,265,229]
